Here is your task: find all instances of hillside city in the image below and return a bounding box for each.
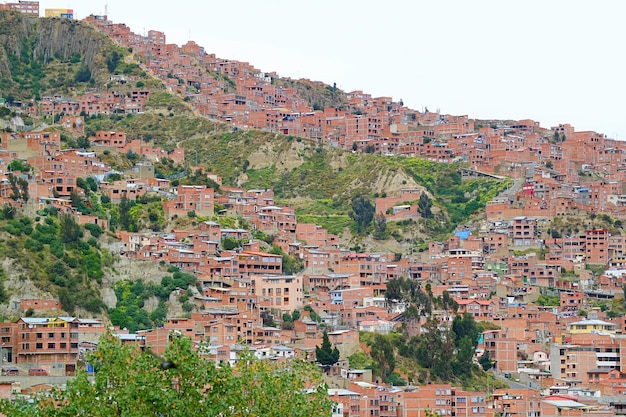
[2,1,626,416]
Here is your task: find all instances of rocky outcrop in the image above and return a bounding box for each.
[33,18,107,68]
[0,10,110,82]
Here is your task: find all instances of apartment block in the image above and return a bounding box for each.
[13,317,107,375]
[397,384,487,417]
[1,0,39,16]
[586,229,609,265]
[163,185,214,218]
[236,250,282,277]
[90,131,127,148]
[251,274,302,312]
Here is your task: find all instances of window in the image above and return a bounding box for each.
[36,333,43,339]
[48,343,55,349]
[48,332,55,339]
[36,343,43,349]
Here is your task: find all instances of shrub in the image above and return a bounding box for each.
[84,223,103,238]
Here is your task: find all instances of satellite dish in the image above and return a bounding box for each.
[28,324,34,328]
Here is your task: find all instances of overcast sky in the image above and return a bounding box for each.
[39,0,626,139]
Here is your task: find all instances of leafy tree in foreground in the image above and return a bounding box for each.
[0,333,331,417]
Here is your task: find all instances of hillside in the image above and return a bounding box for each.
[0,12,509,322]
[0,10,507,247]
[84,111,509,243]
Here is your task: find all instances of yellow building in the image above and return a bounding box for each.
[44,8,73,18]
[568,319,616,335]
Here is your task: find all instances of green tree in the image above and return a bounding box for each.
[0,333,331,416]
[7,173,28,203]
[385,277,432,317]
[316,330,340,371]
[59,214,83,244]
[269,244,303,275]
[373,212,387,240]
[414,318,454,379]
[74,135,91,149]
[75,64,92,83]
[58,288,75,314]
[304,305,322,323]
[222,236,241,250]
[451,313,479,348]
[282,312,294,330]
[418,193,433,218]
[479,350,494,371]
[291,309,301,321]
[369,334,396,382]
[106,51,120,73]
[385,277,404,303]
[119,195,132,231]
[452,335,475,377]
[69,190,90,214]
[350,195,375,234]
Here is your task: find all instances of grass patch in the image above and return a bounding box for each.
[296,214,352,236]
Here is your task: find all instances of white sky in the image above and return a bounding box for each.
[39,0,626,139]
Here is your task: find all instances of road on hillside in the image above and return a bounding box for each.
[492,371,536,390]
[498,177,525,200]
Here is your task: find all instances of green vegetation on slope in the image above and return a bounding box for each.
[83,114,509,238]
[356,317,507,391]
[108,268,197,332]
[402,158,511,225]
[84,111,222,149]
[0,209,109,315]
[0,204,199,324]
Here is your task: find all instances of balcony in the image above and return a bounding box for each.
[596,361,618,368]
[597,352,619,358]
